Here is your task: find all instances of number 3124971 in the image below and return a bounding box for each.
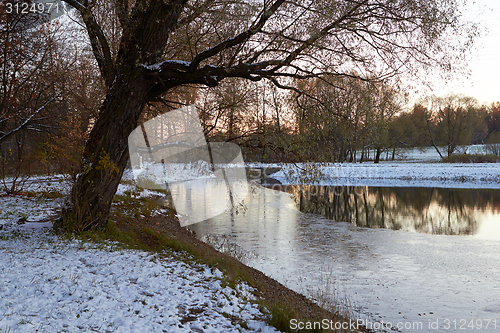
[5,2,60,14]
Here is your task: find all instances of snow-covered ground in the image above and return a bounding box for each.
[0,176,70,226]
[0,179,279,333]
[256,162,500,189]
[246,144,500,189]
[387,144,490,162]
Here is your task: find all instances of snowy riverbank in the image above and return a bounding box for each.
[253,162,500,189]
[0,222,279,333]
[0,179,279,333]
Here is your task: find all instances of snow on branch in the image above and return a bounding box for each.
[0,96,58,146]
[141,60,191,72]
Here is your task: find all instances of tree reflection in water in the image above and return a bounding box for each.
[280,185,500,236]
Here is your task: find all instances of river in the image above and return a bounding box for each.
[186,181,500,332]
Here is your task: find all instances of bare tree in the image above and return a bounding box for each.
[422,94,479,158]
[291,75,404,163]
[55,0,478,231]
[0,9,70,193]
[291,75,364,162]
[365,83,405,163]
[0,18,61,147]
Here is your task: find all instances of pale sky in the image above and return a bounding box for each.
[429,0,500,105]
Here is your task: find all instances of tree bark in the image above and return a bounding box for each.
[58,0,188,232]
[430,138,444,160]
[59,70,154,232]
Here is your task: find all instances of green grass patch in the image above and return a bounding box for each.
[112,194,159,219]
[260,302,334,333]
[263,303,296,332]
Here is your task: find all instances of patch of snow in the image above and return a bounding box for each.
[270,162,500,189]
[115,182,137,196]
[0,176,70,226]
[1,174,71,194]
[0,180,278,332]
[391,145,490,162]
[0,224,279,333]
[141,60,191,71]
[130,161,215,188]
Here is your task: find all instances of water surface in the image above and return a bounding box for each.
[187,185,500,332]
[283,185,500,238]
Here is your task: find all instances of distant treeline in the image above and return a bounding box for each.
[198,77,500,163]
[2,21,500,180]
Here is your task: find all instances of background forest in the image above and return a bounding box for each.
[1,0,496,195]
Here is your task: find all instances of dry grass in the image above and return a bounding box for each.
[442,154,500,163]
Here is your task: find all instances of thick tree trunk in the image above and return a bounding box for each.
[56,0,188,232]
[59,70,153,232]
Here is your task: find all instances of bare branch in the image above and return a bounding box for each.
[177,0,217,27]
[62,0,115,86]
[0,97,58,145]
[189,0,286,70]
[271,0,370,72]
